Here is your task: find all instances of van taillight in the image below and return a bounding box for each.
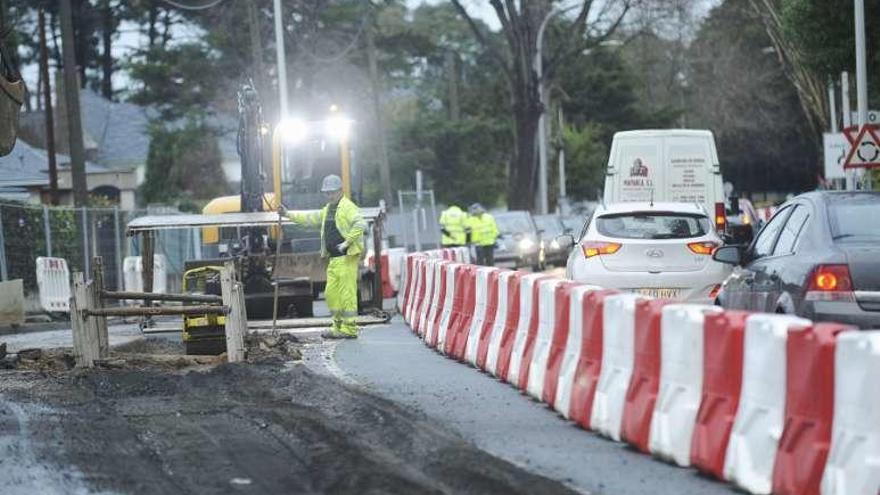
[805,264,855,302]
[714,202,726,232]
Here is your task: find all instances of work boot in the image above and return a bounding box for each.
[322,329,357,339]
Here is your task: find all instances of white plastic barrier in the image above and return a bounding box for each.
[591,293,644,441]
[434,263,460,351]
[396,255,410,313]
[506,273,549,387]
[723,314,810,494]
[387,248,407,292]
[123,255,168,295]
[649,304,723,466]
[423,260,446,345]
[464,267,497,365]
[404,257,424,324]
[415,258,437,336]
[35,256,71,312]
[525,278,569,399]
[554,285,598,419]
[820,331,880,495]
[485,271,517,376]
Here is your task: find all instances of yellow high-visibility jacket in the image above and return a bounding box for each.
[287,196,366,258]
[466,213,499,246]
[439,205,468,245]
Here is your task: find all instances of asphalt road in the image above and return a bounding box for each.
[333,318,736,495]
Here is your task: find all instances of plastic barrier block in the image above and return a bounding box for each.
[475,269,505,370]
[407,258,427,330]
[723,314,811,495]
[506,274,552,386]
[621,299,671,453]
[465,268,500,366]
[553,286,601,418]
[567,289,619,428]
[424,262,449,347]
[122,255,168,295]
[36,257,71,313]
[649,304,723,467]
[591,293,644,441]
[492,272,527,379]
[525,279,575,399]
[486,271,521,376]
[434,263,461,351]
[820,331,880,495]
[399,255,416,320]
[772,323,853,495]
[415,259,437,337]
[440,264,469,354]
[448,266,478,360]
[690,310,750,479]
[542,283,586,407]
[387,248,407,293]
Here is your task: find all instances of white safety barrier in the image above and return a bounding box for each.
[525,278,569,399]
[387,248,407,292]
[406,257,425,326]
[724,314,810,494]
[464,267,498,365]
[554,285,598,419]
[591,293,643,441]
[423,260,446,345]
[123,255,168,295]
[820,331,880,495]
[649,304,723,466]
[415,258,437,337]
[507,273,549,387]
[435,263,460,351]
[485,271,517,376]
[35,256,71,312]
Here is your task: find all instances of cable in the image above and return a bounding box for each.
[159,0,226,11]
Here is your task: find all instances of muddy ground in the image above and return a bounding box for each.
[0,338,577,495]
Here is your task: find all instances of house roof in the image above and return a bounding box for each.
[79,89,153,170]
[0,139,107,189]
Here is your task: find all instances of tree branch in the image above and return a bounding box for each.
[450,0,512,81]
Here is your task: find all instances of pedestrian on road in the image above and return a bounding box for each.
[466,203,499,266]
[439,204,468,247]
[281,174,366,339]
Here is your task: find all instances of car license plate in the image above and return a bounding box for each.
[633,288,681,299]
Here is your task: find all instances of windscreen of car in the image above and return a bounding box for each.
[534,216,563,236]
[495,213,534,234]
[596,212,711,240]
[828,194,880,241]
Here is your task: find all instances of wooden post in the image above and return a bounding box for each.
[71,272,99,368]
[372,214,384,309]
[91,256,109,357]
[221,261,246,362]
[141,231,154,329]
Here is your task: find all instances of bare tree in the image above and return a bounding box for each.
[450,0,632,209]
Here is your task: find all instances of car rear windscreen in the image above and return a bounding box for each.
[596,212,710,240]
[495,213,534,234]
[829,196,880,241]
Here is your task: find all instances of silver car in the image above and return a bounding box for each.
[493,211,542,270]
[561,202,732,303]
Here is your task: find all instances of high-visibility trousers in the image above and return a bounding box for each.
[326,255,359,335]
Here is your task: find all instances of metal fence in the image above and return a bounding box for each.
[0,201,200,296]
[390,190,441,251]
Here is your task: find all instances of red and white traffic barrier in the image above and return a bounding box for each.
[394,251,880,495]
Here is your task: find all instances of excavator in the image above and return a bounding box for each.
[0,14,24,157]
[126,83,387,354]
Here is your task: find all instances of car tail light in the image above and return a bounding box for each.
[805,264,856,302]
[714,202,726,233]
[687,241,720,255]
[581,241,621,259]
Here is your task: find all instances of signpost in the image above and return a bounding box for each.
[823,133,848,179]
[843,124,880,170]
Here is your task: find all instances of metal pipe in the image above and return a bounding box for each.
[854,0,869,128]
[43,205,52,257]
[272,0,289,117]
[100,290,223,304]
[828,80,838,133]
[82,206,89,275]
[0,206,7,281]
[85,305,229,317]
[114,207,122,290]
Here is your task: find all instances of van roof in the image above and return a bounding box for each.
[612,129,715,139]
[596,201,709,216]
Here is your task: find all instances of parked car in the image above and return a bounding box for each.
[560,202,731,303]
[533,214,568,267]
[493,210,542,270]
[713,191,880,328]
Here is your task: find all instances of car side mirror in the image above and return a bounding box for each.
[712,245,743,265]
[555,234,575,249]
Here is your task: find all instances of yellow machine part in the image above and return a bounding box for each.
[182,265,226,342]
[201,193,277,244]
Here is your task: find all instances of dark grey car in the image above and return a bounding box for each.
[533,214,568,267]
[713,191,880,328]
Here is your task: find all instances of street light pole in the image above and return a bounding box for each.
[854,0,869,189]
[272,0,289,117]
[535,9,556,215]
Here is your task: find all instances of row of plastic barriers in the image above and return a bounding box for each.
[395,253,880,495]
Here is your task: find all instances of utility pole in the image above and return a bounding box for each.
[59,0,88,206]
[39,8,59,205]
[842,71,854,190]
[854,0,869,189]
[828,79,837,133]
[557,107,567,215]
[247,0,266,103]
[272,0,289,117]
[366,18,393,209]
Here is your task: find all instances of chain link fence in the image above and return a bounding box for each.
[0,201,200,301]
[388,190,441,252]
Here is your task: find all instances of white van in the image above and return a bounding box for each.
[603,129,727,231]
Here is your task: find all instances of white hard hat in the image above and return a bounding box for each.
[321,174,343,192]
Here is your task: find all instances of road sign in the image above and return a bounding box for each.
[843,124,880,169]
[823,133,848,179]
[850,110,880,124]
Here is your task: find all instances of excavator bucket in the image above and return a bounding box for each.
[0,33,25,157]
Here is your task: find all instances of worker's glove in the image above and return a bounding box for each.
[277,205,288,217]
[441,228,450,237]
[337,240,349,253]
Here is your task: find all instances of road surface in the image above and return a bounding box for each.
[332,318,735,495]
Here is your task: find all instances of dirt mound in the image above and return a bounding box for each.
[2,363,576,495]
